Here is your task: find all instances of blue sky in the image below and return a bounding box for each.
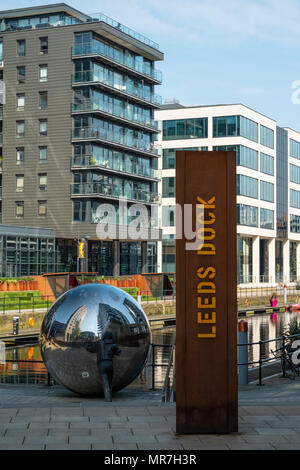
[2,0,300,131]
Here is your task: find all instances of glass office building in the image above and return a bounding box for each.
[156,103,300,286]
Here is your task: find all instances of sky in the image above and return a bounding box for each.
[2,0,300,131]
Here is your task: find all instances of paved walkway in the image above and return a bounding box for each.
[1,376,300,449]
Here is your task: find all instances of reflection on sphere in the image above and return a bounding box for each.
[40,284,151,396]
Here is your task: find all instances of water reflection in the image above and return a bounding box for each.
[0,328,176,389]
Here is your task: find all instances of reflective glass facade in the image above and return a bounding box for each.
[290,189,300,209]
[260,181,274,202]
[237,174,258,199]
[276,240,283,282]
[213,115,258,142]
[162,237,175,273]
[162,206,176,227]
[162,147,208,169]
[260,208,274,230]
[276,127,288,238]
[260,153,274,175]
[260,125,274,149]
[162,177,175,198]
[237,204,258,227]
[290,241,297,282]
[290,139,300,160]
[238,237,253,284]
[162,118,208,140]
[259,239,269,283]
[290,164,300,185]
[290,214,300,233]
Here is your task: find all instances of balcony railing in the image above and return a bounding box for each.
[72,44,162,83]
[1,13,160,51]
[71,155,161,180]
[72,98,158,130]
[72,127,160,156]
[72,71,162,107]
[71,182,160,204]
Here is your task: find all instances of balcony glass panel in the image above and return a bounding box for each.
[72,126,160,154]
[72,97,158,129]
[71,182,160,203]
[72,42,162,82]
[72,70,162,106]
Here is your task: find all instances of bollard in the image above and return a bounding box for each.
[137,290,142,305]
[13,316,19,336]
[238,320,248,385]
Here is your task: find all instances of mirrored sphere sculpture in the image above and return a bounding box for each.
[40,284,151,395]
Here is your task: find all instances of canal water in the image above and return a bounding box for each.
[0,310,299,388]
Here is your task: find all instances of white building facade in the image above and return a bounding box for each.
[155,103,300,287]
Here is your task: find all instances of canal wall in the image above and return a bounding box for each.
[0,301,176,335]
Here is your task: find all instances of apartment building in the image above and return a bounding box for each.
[155,103,300,287]
[0,3,163,276]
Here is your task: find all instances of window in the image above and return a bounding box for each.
[16,175,24,192]
[290,139,300,159]
[16,93,25,110]
[238,146,258,171]
[290,189,300,209]
[260,153,274,175]
[0,39,3,61]
[260,208,274,229]
[17,66,25,83]
[73,200,87,222]
[162,206,176,227]
[237,204,258,227]
[15,201,24,218]
[162,118,208,140]
[240,116,258,142]
[38,173,47,191]
[237,174,258,199]
[162,177,175,198]
[213,116,238,137]
[39,65,48,82]
[39,119,47,135]
[38,200,47,216]
[162,147,208,169]
[260,125,274,149]
[260,181,274,202]
[290,164,300,185]
[39,37,48,55]
[39,91,48,110]
[16,121,25,138]
[290,214,300,233]
[16,147,24,165]
[17,39,25,57]
[39,146,47,163]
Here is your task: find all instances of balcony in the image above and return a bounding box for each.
[71,155,161,181]
[1,13,160,52]
[72,44,162,84]
[72,98,159,132]
[72,127,161,158]
[72,71,162,108]
[71,182,160,204]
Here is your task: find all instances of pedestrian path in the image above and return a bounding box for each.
[1,376,300,449]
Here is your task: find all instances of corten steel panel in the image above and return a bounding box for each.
[176,151,238,434]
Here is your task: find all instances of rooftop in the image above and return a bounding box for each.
[0,3,161,52]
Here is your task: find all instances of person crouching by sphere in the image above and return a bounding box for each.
[86,331,121,402]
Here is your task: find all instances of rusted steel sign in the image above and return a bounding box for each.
[176,151,238,434]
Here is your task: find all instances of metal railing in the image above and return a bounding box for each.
[72,44,162,82]
[72,126,160,156]
[238,333,300,386]
[71,155,161,180]
[72,71,162,107]
[0,294,55,315]
[72,98,159,130]
[71,182,161,204]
